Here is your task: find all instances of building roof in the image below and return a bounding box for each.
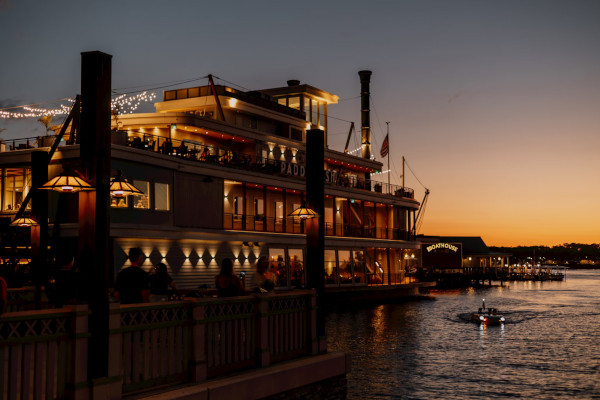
[419,235,511,257]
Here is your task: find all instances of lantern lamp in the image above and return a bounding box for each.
[110,172,143,197]
[10,217,39,227]
[288,203,319,219]
[39,173,94,193]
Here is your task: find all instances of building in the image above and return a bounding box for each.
[418,235,511,275]
[0,72,422,291]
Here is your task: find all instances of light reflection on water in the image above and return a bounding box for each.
[326,270,600,399]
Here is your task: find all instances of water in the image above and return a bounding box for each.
[326,270,600,399]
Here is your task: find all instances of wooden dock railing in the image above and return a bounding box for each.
[0,290,317,399]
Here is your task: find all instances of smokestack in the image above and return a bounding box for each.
[359,70,372,160]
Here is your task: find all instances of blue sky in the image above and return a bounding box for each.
[2,0,599,245]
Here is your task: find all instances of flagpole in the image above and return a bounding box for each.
[386,122,390,193]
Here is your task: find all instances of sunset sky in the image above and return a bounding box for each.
[1,0,599,246]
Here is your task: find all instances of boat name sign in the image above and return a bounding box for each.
[280,161,338,183]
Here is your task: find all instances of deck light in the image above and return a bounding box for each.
[10,217,39,227]
[288,203,319,219]
[39,172,94,193]
[110,172,144,197]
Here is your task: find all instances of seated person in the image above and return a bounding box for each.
[215,258,245,297]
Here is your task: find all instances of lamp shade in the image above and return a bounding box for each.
[110,177,143,197]
[288,203,319,219]
[39,173,94,193]
[10,217,39,227]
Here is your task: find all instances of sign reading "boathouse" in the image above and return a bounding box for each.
[421,242,463,271]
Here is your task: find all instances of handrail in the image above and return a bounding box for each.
[223,213,412,240]
[116,130,415,199]
[1,292,316,398]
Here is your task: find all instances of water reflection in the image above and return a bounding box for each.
[327,270,600,399]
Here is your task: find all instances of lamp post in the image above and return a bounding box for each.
[305,129,326,353]
[30,150,49,309]
[287,129,325,353]
[79,50,112,380]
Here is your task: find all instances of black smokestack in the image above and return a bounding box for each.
[359,70,372,160]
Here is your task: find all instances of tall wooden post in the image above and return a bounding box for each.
[305,129,325,352]
[30,150,49,309]
[79,51,112,380]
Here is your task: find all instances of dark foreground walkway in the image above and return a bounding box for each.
[133,352,350,400]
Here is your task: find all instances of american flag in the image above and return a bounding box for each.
[380,134,389,158]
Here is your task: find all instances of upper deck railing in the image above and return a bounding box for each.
[0,132,415,200]
[115,131,415,199]
[163,84,306,120]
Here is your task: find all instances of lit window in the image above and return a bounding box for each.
[324,250,337,285]
[111,197,128,208]
[255,198,264,217]
[2,168,31,211]
[269,249,286,288]
[133,180,150,209]
[235,196,244,215]
[155,183,170,211]
[288,96,300,110]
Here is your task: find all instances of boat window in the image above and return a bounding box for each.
[324,250,337,285]
[277,97,287,106]
[133,180,150,209]
[111,196,128,208]
[155,183,170,211]
[254,198,264,217]
[234,196,244,216]
[269,249,287,288]
[275,201,284,220]
[353,250,366,284]
[311,99,317,125]
[303,97,310,122]
[319,103,325,127]
[288,249,304,287]
[324,207,333,224]
[338,250,352,285]
[1,168,31,212]
[288,96,300,110]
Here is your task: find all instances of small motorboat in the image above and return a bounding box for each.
[470,299,505,325]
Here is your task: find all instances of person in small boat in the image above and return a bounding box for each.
[215,258,245,297]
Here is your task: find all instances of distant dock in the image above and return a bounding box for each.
[423,266,566,289]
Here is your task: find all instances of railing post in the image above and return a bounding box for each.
[90,303,122,400]
[255,295,270,367]
[308,289,319,355]
[67,304,90,400]
[190,299,207,382]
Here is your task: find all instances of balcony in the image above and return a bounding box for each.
[113,131,415,199]
[223,213,412,241]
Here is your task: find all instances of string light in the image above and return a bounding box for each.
[0,103,73,119]
[0,91,157,119]
[373,169,391,175]
[111,91,157,114]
